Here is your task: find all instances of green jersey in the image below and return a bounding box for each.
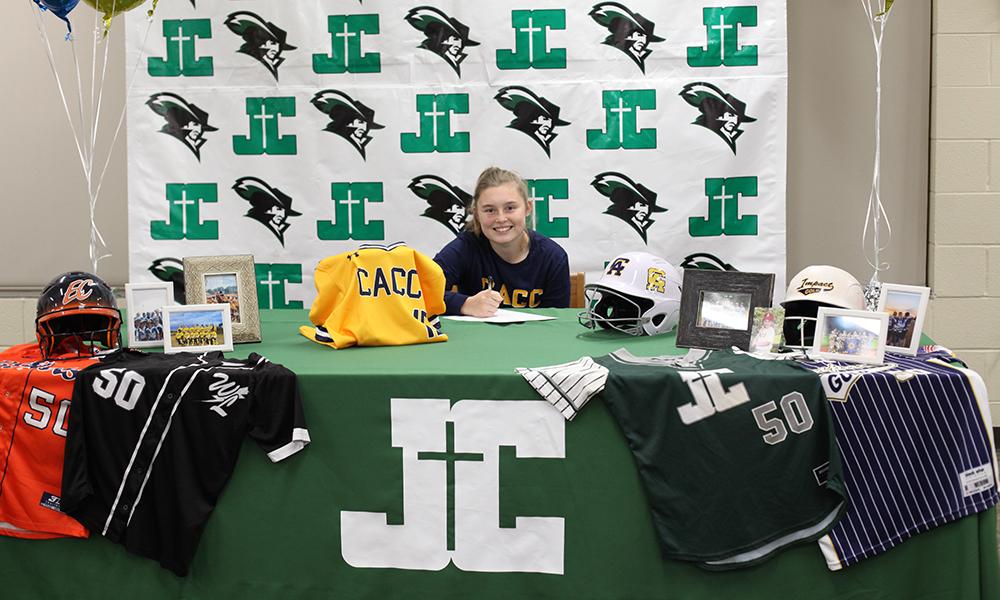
[519,348,845,569]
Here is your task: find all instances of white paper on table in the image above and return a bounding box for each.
[442,309,557,324]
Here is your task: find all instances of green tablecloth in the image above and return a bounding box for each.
[0,308,996,599]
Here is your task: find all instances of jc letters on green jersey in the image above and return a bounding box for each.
[518,348,846,569]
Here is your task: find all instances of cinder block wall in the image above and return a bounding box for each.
[0,299,36,349]
[927,1,1000,425]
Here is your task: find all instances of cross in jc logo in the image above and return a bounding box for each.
[340,399,565,574]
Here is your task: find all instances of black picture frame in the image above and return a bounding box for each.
[676,270,776,350]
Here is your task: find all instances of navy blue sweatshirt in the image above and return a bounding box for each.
[433,230,570,315]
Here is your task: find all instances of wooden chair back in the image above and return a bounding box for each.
[569,272,586,309]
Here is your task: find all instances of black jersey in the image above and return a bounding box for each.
[61,350,310,576]
[519,348,846,569]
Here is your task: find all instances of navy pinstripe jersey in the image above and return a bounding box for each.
[796,350,998,570]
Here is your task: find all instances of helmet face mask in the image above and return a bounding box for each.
[579,286,650,336]
[36,272,122,359]
[781,265,865,350]
[781,302,819,349]
[578,252,682,336]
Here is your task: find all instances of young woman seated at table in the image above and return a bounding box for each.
[433,166,570,317]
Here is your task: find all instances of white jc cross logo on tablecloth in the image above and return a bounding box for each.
[341,399,565,574]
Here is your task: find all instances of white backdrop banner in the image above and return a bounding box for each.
[126,0,787,309]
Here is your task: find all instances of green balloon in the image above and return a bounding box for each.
[82,0,150,20]
[81,0,156,33]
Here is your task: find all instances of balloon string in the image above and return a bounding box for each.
[859,0,893,281]
[86,0,120,272]
[92,0,117,166]
[34,1,99,272]
[71,30,104,271]
[88,7,101,177]
[29,2,90,195]
[88,11,102,272]
[92,14,155,217]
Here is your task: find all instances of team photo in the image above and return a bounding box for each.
[167,309,225,347]
[204,273,242,325]
[819,315,882,359]
[696,291,752,330]
[124,282,173,348]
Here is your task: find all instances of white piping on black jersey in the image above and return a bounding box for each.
[102,362,193,536]
[124,366,210,529]
[126,361,260,529]
[103,358,260,535]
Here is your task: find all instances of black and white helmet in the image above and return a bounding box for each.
[782,265,865,349]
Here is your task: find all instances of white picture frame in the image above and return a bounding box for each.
[124,282,174,349]
[162,304,233,354]
[813,307,889,365]
[877,283,931,356]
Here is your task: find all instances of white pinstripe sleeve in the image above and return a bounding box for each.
[516,357,609,421]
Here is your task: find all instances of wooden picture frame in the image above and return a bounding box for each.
[124,282,173,349]
[877,283,931,356]
[183,255,261,343]
[813,307,889,365]
[676,270,775,350]
[162,304,233,354]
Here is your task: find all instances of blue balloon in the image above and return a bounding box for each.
[34,0,82,34]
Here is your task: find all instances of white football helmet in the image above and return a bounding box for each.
[578,252,683,336]
[781,265,865,349]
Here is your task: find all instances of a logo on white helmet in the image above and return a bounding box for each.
[606,258,630,276]
[646,268,666,293]
[796,279,835,296]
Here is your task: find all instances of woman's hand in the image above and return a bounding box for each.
[461,289,503,317]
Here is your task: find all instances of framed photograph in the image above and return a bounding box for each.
[749,307,785,353]
[813,307,889,365]
[162,304,233,354]
[676,270,776,350]
[877,283,931,356]
[124,282,174,349]
[183,255,261,343]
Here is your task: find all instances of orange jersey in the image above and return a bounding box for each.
[0,343,93,539]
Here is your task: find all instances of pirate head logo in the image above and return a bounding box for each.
[146,92,218,161]
[407,175,472,236]
[405,6,480,76]
[224,11,296,81]
[311,90,384,159]
[680,82,757,154]
[232,177,302,246]
[494,86,570,157]
[589,2,665,74]
[680,253,738,271]
[592,172,666,243]
[148,257,186,304]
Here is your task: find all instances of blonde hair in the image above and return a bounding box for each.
[468,167,531,235]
